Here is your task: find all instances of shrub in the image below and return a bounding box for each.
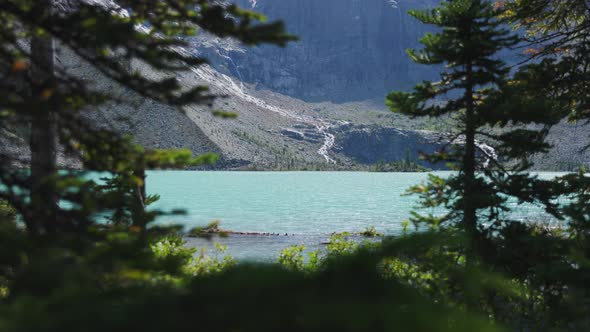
[359,226,384,238]
[0,200,16,222]
[150,235,235,277]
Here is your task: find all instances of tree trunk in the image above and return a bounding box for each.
[132,166,148,239]
[134,167,147,217]
[463,62,479,309]
[28,1,58,235]
[463,62,477,248]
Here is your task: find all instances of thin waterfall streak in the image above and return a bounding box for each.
[183,49,336,163]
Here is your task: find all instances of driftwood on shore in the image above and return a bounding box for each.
[186,221,384,239]
[187,228,295,238]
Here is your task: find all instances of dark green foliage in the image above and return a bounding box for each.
[151,235,235,276]
[379,1,590,329]
[387,0,564,257]
[0,200,15,223]
[0,248,504,332]
[0,1,505,331]
[502,1,590,293]
[277,227,589,330]
[0,0,296,235]
[379,226,584,330]
[1,0,590,331]
[504,0,590,125]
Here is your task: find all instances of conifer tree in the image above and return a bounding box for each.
[503,3,590,315]
[504,0,590,230]
[0,0,295,296]
[387,0,563,264]
[0,0,295,236]
[28,1,58,234]
[504,0,590,124]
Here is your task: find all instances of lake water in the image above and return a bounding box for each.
[147,171,565,261]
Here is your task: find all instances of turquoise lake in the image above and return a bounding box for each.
[146,171,566,261]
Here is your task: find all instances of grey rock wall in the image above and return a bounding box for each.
[333,124,447,169]
[193,0,440,102]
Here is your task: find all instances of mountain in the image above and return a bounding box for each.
[186,0,590,171]
[195,0,440,103]
[3,0,589,171]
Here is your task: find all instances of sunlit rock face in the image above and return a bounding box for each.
[193,0,440,102]
[333,124,448,169]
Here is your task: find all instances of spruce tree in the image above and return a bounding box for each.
[504,0,590,224]
[0,0,295,236]
[0,0,294,295]
[28,1,58,234]
[387,0,563,264]
[504,3,590,321]
[503,0,590,144]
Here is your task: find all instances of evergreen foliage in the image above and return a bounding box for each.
[387,0,564,262]
[381,1,590,328]
[1,0,590,331]
[0,1,499,331]
[502,0,590,227]
[503,0,590,126]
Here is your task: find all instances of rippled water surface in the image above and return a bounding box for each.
[146,171,565,261]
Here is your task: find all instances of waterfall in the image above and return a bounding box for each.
[219,49,245,92]
[184,54,336,164]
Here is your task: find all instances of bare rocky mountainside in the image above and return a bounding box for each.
[3,0,589,170]
[199,0,440,102]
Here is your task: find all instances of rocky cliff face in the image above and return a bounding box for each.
[333,124,447,169]
[5,0,586,171]
[193,0,440,102]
